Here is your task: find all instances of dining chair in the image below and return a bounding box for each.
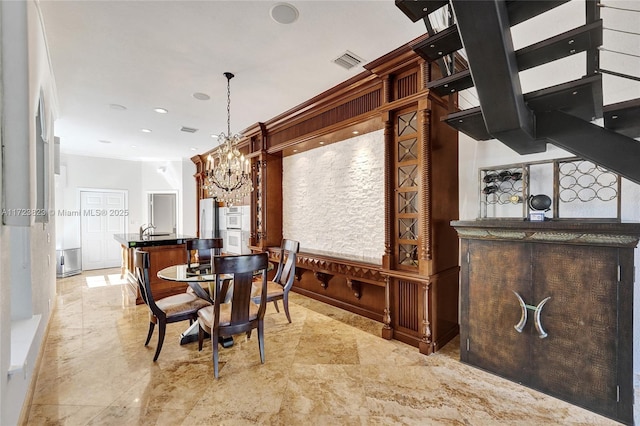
[255,239,299,323]
[134,249,210,361]
[197,253,269,378]
[186,237,224,266]
[186,238,224,298]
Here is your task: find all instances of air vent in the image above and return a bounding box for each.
[333,51,364,70]
[180,126,198,133]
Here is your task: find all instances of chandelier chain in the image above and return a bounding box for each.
[226,74,231,136]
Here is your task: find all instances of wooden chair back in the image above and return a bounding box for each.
[186,238,223,265]
[212,253,269,332]
[273,239,300,289]
[134,250,163,318]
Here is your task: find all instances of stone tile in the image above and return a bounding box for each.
[23,267,622,426]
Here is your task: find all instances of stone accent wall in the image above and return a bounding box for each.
[282,130,385,263]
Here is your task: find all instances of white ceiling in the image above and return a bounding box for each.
[38,1,640,162]
[38,0,426,161]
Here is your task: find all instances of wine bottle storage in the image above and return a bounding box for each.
[479,157,621,220]
[479,165,526,219]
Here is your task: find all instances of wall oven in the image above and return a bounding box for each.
[226,229,243,254]
[226,210,242,229]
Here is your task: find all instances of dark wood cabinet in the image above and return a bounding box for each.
[453,220,640,425]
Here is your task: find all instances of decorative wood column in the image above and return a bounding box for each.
[419,106,433,273]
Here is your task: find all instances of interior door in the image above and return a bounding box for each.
[81,190,126,270]
[149,193,176,234]
[462,239,531,384]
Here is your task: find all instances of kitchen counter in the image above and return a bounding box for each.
[114,233,196,304]
[114,233,195,248]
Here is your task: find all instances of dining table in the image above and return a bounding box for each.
[157,263,233,346]
[157,261,273,346]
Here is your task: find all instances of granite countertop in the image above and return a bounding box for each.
[114,233,195,248]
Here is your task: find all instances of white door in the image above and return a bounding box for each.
[149,193,177,234]
[81,191,126,270]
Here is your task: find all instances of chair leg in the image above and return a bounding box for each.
[258,321,265,364]
[198,323,204,351]
[283,294,292,323]
[212,330,220,379]
[153,321,166,362]
[144,322,155,346]
[272,300,280,313]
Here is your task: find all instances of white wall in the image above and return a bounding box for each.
[55,154,198,250]
[282,130,385,263]
[1,1,57,424]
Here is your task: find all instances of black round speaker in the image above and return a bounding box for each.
[528,194,552,211]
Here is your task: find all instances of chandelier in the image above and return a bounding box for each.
[204,72,253,206]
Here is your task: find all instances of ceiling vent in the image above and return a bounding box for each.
[180,126,198,133]
[333,51,364,70]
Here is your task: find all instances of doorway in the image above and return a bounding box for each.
[80,190,127,270]
[148,192,177,234]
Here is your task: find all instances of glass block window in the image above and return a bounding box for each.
[399,244,418,267]
[398,112,417,136]
[399,218,418,239]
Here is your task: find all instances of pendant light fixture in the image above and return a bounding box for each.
[204,72,253,206]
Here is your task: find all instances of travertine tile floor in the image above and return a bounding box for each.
[25,268,620,425]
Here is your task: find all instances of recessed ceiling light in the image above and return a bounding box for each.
[270,3,299,24]
[109,104,127,111]
[211,134,219,138]
[193,92,210,101]
[98,139,111,144]
[141,128,152,133]
[293,149,298,153]
[352,131,359,135]
[190,147,197,151]
[131,145,137,148]
[319,141,325,145]
[153,107,168,114]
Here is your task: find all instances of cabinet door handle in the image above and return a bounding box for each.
[512,291,551,339]
[534,297,551,339]
[513,291,527,333]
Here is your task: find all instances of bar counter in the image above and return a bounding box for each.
[114,233,195,304]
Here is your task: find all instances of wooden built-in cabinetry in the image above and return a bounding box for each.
[192,36,460,354]
[452,220,640,424]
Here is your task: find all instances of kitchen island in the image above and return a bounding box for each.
[114,233,195,304]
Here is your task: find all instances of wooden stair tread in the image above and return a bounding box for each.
[516,20,602,71]
[444,107,492,141]
[395,0,449,23]
[524,74,603,122]
[411,25,462,62]
[603,98,640,139]
[506,0,571,26]
[444,75,604,141]
[427,69,473,96]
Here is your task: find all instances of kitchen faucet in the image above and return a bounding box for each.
[139,223,156,238]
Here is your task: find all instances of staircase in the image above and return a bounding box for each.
[396,0,640,185]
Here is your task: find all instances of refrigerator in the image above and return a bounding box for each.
[199,198,219,239]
